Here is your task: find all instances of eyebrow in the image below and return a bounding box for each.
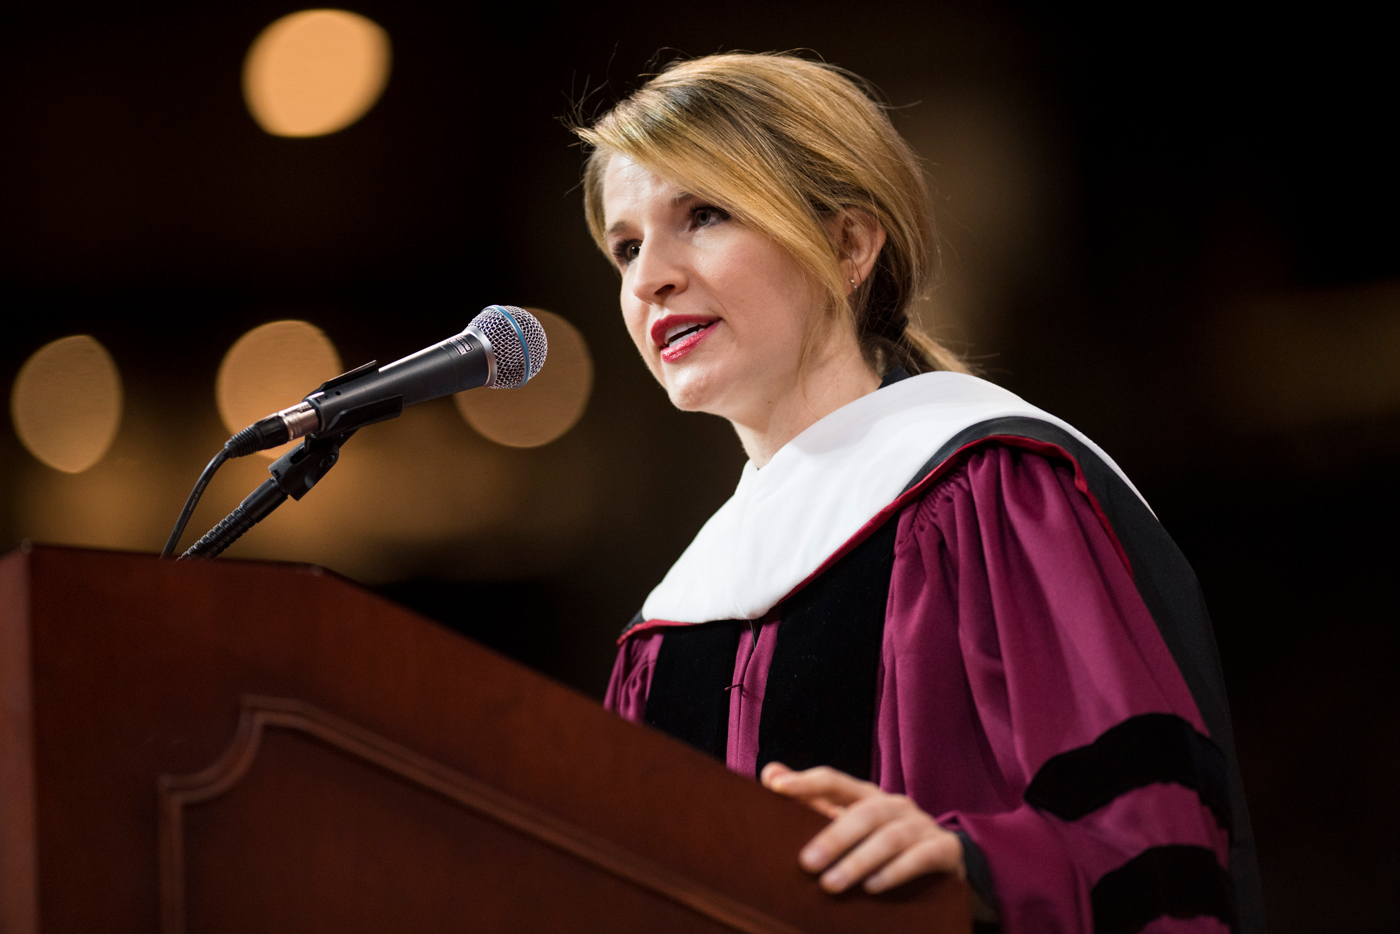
[604,191,699,238]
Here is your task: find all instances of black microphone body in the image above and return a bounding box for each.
[165,304,546,558]
[310,329,491,435]
[223,304,546,457]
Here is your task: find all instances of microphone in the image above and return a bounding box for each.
[224,304,548,457]
[162,304,547,559]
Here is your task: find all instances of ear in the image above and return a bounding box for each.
[827,209,887,293]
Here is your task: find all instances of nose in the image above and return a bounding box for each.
[627,236,688,307]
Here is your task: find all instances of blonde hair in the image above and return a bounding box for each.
[574,51,968,376]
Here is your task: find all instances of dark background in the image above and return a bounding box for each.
[3,2,1396,930]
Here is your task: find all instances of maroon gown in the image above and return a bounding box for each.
[606,379,1261,934]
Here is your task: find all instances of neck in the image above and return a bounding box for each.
[730,339,880,469]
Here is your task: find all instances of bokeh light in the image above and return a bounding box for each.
[220,399,528,580]
[11,335,123,473]
[216,320,342,456]
[455,309,593,448]
[243,9,391,138]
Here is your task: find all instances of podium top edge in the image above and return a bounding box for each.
[2,542,333,578]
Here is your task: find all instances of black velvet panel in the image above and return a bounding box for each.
[755,516,899,780]
[1025,713,1232,833]
[904,418,1263,933]
[1091,845,1235,934]
[643,620,744,761]
[955,831,1000,915]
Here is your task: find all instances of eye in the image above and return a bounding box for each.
[690,204,730,228]
[612,239,641,266]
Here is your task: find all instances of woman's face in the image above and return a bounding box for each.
[600,155,826,426]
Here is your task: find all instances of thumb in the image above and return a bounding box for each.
[761,761,794,789]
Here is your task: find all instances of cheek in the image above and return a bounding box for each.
[620,293,659,364]
[705,241,818,345]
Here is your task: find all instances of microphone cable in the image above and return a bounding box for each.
[159,411,298,557]
[161,305,546,560]
[160,449,226,558]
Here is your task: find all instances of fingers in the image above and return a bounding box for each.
[799,792,913,877]
[761,763,842,818]
[759,762,793,785]
[804,792,964,894]
[763,764,966,896]
[805,798,847,820]
[763,763,878,809]
[860,830,965,894]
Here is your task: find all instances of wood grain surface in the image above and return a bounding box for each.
[0,544,970,933]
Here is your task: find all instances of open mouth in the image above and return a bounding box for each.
[662,321,713,348]
[653,316,720,362]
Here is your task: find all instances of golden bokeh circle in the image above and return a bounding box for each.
[243,9,391,138]
[216,320,342,457]
[455,309,593,448]
[11,335,123,474]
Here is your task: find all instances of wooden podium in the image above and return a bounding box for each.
[0,545,969,933]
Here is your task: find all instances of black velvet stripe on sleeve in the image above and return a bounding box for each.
[903,417,1263,934]
[756,516,898,781]
[1024,713,1232,833]
[1091,845,1235,934]
[643,620,745,761]
[954,831,1000,915]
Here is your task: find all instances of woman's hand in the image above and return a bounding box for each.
[761,762,966,895]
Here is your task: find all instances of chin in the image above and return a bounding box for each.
[665,383,716,414]
[661,367,731,415]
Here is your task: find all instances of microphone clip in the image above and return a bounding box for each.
[267,428,357,502]
[179,429,357,560]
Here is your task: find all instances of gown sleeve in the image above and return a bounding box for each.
[876,444,1233,934]
[604,627,663,724]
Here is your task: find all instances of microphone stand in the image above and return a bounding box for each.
[179,429,357,560]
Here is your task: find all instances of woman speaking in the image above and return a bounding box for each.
[576,52,1262,933]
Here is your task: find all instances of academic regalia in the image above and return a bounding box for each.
[605,370,1264,934]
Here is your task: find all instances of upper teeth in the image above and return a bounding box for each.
[664,323,706,346]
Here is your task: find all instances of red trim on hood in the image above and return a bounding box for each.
[619,435,1134,643]
[617,617,692,642]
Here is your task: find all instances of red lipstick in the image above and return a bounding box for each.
[652,315,720,364]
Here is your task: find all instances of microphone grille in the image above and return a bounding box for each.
[472,305,548,389]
